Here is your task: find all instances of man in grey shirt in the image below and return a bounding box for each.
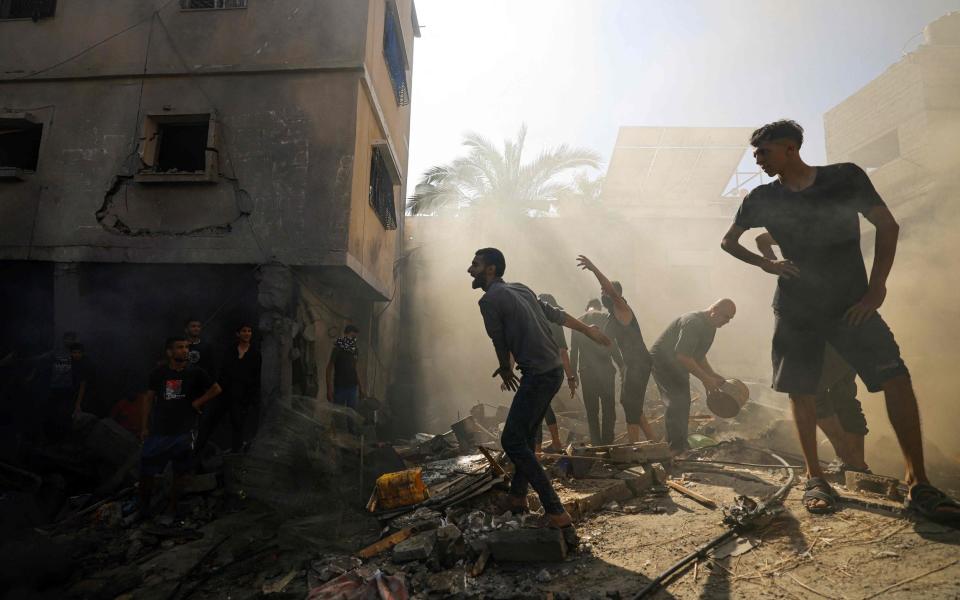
[470,248,610,534]
[651,299,736,452]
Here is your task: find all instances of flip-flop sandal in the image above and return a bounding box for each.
[905,483,960,526]
[803,477,839,515]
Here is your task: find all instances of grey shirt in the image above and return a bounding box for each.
[479,279,567,375]
[651,311,717,375]
[571,311,623,377]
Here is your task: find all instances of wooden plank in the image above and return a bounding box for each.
[666,480,718,509]
[356,526,416,559]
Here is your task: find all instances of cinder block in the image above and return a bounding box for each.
[845,471,901,500]
[392,530,437,563]
[616,467,655,495]
[485,528,568,562]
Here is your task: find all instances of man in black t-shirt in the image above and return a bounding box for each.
[139,336,221,519]
[721,119,959,523]
[651,300,736,453]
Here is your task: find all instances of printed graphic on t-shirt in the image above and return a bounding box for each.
[187,350,200,364]
[164,379,185,401]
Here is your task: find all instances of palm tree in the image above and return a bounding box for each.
[407,125,601,216]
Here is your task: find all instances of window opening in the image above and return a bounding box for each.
[155,121,209,173]
[383,3,409,106]
[0,121,42,171]
[0,0,56,20]
[369,147,398,230]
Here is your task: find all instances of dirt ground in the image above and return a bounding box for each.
[497,467,960,599]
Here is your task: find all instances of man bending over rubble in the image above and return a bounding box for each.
[139,336,221,520]
[721,119,960,522]
[469,248,611,536]
[651,299,736,454]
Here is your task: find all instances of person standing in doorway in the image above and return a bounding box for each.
[197,323,261,453]
[140,337,221,520]
[570,299,624,445]
[44,331,79,440]
[576,256,656,443]
[184,318,217,379]
[69,342,97,416]
[326,325,364,410]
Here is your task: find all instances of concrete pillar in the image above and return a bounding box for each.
[53,262,80,343]
[256,264,295,412]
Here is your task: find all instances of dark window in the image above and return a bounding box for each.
[0,122,42,171]
[369,147,398,230]
[0,0,56,19]
[383,3,409,107]
[156,121,209,172]
[180,0,246,9]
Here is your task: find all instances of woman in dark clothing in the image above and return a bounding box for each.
[577,256,657,443]
[196,323,261,453]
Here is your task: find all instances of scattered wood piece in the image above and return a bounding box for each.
[356,526,417,559]
[262,569,298,594]
[861,559,959,600]
[470,548,491,577]
[477,446,508,480]
[666,480,718,509]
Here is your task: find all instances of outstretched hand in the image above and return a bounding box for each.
[844,285,886,327]
[576,255,597,273]
[493,367,520,392]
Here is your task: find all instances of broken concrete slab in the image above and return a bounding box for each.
[607,442,673,464]
[616,466,656,495]
[392,530,437,563]
[845,471,902,500]
[485,528,568,562]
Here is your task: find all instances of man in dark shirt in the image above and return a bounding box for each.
[570,299,624,445]
[651,300,736,453]
[44,331,78,440]
[326,324,364,409]
[721,119,958,522]
[140,336,221,519]
[184,318,217,379]
[197,323,261,453]
[470,247,610,534]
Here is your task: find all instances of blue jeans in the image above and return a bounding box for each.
[333,386,359,410]
[500,367,565,514]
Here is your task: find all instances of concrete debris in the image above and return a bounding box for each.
[485,528,569,562]
[392,530,438,563]
[845,470,903,501]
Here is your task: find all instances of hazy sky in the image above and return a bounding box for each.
[407,0,960,193]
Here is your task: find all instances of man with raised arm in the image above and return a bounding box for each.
[469,248,611,536]
[720,119,958,522]
[576,256,655,443]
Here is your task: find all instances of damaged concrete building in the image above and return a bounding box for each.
[0,0,419,435]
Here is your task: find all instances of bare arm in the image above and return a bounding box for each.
[192,383,222,411]
[676,354,724,392]
[845,205,899,325]
[755,232,779,261]
[576,255,633,326]
[561,312,612,347]
[697,356,721,379]
[721,225,799,278]
[560,348,578,397]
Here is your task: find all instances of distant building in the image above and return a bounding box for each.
[0,1,419,420]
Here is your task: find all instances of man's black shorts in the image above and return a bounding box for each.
[772,312,909,395]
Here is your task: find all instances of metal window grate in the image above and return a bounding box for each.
[369,148,398,230]
[383,3,409,107]
[0,0,57,20]
[180,0,246,9]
